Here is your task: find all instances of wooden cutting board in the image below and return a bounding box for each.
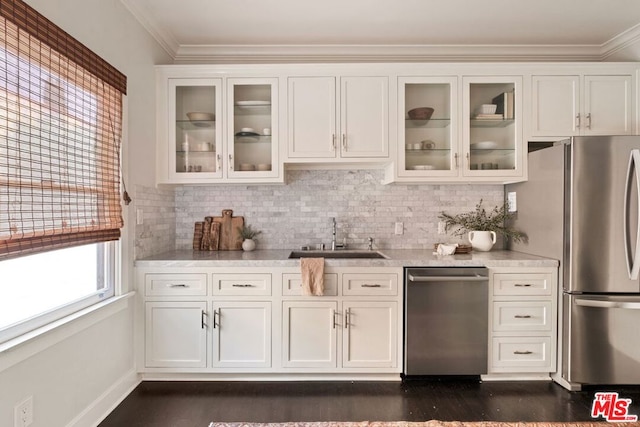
[212,209,244,250]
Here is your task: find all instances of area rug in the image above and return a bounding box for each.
[208,422,640,427]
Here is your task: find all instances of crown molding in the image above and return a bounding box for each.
[120,1,640,63]
[172,44,605,63]
[119,0,179,59]
[601,22,640,59]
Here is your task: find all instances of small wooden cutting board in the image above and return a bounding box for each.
[212,209,244,250]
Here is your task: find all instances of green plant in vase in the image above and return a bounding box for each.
[438,199,525,251]
[238,224,262,252]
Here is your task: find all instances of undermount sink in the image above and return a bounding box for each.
[287,250,388,259]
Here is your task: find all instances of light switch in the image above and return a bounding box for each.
[395,222,404,235]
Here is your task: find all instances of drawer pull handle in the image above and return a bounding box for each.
[513,350,533,355]
[514,283,532,287]
[212,309,218,329]
[514,315,532,319]
[345,308,351,328]
[332,310,338,329]
[232,284,254,288]
[361,284,381,288]
[201,310,207,329]
[169,284,188,288]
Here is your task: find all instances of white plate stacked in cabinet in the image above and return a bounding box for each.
[485,267,558,380]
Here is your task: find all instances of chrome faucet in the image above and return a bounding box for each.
[367,237,374,251]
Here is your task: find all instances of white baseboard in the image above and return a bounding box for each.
[65,368,141,427]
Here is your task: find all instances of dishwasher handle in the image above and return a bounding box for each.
[408,274,487,282]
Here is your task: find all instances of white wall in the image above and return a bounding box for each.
[0,1,170,426]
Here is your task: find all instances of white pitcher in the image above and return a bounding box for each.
[468,230,496,251]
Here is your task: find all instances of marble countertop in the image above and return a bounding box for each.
[135,249,558,269]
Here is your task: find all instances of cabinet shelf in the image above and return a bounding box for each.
[234,135,272,143]
[234,105,271,115]
[176,120,216,130]
[470,148,515,155]
[405,118,451,128]
[176,149,216,154]
[470,119,514,128]
[405,148,450,156]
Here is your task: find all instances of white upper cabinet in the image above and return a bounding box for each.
[393,74,525,183]
[157,63,638,185]
[156,68,283,184]
[162,78,224,183]
[531,74,633,138]
[463,76,524,181]
[226,77,280,180]
[396,76,458,179]
[287,75,389,160]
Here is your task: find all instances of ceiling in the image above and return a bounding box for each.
[121,0,640,63]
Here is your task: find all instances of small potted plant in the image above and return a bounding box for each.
[238,224,262,252]
[438,199,525,251]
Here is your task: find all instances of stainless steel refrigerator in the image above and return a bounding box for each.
[507,135,640,391]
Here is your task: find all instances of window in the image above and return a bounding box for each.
[0,0,126,344]
[0,241,115,342]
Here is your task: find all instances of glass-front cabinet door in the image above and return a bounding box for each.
[398,76,458,178]
[226,77,279,179]
[462,76,523,179]
[169,78,223,180]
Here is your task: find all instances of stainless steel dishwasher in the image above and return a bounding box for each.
[404,267,488,376]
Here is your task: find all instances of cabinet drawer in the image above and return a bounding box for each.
[493,273,553,296]
[144,274,207,296]
[491,336,552,370]
[282,273,338,296]
[493,301,552,332]
[212,274,272,295]
[343,273,398,296]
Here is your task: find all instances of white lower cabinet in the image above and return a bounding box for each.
[145,301,208,368]
[282,300,338,368]
[138,266,402,377]
[212,301,272,368]
[282,300,398,370]
[282,269,400,372]
[342,301,398,368]
[487,267,558,376]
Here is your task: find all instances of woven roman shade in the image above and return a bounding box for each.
[0,0,127,260]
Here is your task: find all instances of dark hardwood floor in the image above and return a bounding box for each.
[98,379,640,427]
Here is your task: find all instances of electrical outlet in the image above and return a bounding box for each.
[14,396,33,427]
[507,192,517,212]
[438,221,446,235]
[136,208,144,225]
[394,222,404,235]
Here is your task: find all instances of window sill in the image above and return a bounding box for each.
[0,291,135,374]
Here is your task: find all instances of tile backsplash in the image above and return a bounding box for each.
[139,169,503,254]
[134,170,504,257]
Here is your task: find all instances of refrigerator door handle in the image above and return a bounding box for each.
[624,149,640,280]
[575,298,640,310]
